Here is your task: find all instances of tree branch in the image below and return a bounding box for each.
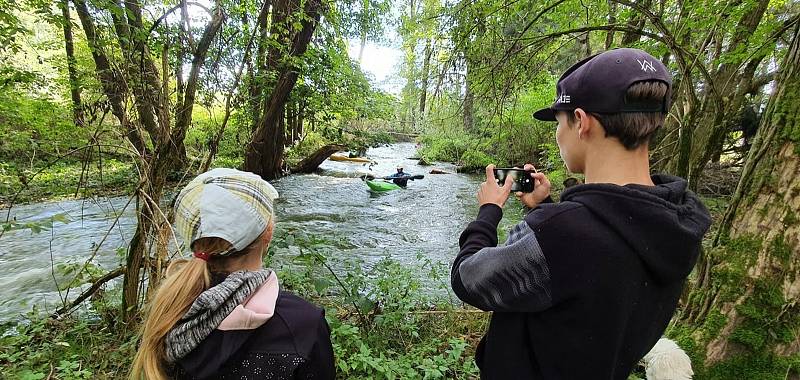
[52,266,126,318]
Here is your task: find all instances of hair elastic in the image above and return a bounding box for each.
[193,252,211,261]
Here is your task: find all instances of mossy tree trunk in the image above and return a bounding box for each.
[683,23,800,373]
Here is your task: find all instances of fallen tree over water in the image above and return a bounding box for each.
[290,144,348,173]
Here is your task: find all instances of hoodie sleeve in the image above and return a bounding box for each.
[451,204,553,312]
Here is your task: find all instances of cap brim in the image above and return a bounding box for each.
[533,107,557,121]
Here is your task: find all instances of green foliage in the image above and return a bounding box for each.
[0,90,86,165]
[335,0,393,44]
[1,212,70,235]
[0,159,136,205]
[0,313,137,379]
[0,0,27,54]
[285,131,329,161]
[266,228,483,379]
[54,260,106,291]
[419,77,565,174]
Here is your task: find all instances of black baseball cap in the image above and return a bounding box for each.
[533,48,672,121]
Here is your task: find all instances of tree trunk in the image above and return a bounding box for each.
[174,7,225,149]
[290,144,347,173]
[605,0,616,49]
[620,0,649,45]
[463,63,475,133]
[60,0,84,128]
[419,39,433,119]
[71,0,147,155]
[73,0,224,321]
[685,0,771,189]
[201,2,265,173]
[577,32,591,58]
[296,101,305,140]
[358,0,369,63]
[285,102,297,147]
[687,23,800,368]
[244,0,322,180]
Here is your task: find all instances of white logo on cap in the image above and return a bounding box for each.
[637,59,657,72]
[556,94,571,104]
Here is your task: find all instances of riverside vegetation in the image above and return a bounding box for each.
[1,229,486,379]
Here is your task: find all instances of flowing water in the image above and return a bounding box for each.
[0,143,525,321]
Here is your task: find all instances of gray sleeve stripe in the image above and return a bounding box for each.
[504,220,529,245]
[456,221,552,311]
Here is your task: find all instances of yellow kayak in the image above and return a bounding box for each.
[329,155,371,163]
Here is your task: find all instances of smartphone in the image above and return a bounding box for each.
[493,168,535,193]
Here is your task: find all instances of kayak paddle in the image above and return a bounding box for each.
[364,174,425,181]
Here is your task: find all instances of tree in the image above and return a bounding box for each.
[58,0,84,128]
[682,22,800,373]
[72,0,224,320]
[244,0,324,180]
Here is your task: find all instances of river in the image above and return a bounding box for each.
[0,143,526,321]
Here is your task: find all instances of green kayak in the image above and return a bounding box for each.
[365,179,401,192]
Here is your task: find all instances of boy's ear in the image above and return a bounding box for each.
[574,108,591,139]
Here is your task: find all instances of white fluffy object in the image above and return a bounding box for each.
[643,338,694,380]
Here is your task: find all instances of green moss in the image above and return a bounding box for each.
[769,234,792,263]
[730,327,767,351]
[701,309,728,342]
[731,277,798,353]
[704,353,800,380]
[758,203,771,218]
[783,208,798,227]
[707,235,762,303]
[665,324,708,372]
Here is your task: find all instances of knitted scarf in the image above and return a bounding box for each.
[164,269,271,363]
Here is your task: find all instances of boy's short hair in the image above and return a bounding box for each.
[565,81,668,150]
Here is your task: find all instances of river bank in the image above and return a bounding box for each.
[1,142,498,378]
[0,143,530,321]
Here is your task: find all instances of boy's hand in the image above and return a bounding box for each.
[515,164,551,209]
[478,164,514,207]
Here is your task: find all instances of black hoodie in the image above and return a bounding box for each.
[451,174,711,379]
[172,284,335,380]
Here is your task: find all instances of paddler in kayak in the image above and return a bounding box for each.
[386,166,412,187]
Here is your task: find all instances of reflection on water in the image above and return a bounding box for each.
[0,143,525,320]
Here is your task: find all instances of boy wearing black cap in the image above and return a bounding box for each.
[451,48,712,379]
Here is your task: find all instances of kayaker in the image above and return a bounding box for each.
[387,166,412,187]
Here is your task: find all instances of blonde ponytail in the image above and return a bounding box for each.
[130,238,232,380]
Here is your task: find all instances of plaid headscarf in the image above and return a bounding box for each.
[173,168,278,256]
